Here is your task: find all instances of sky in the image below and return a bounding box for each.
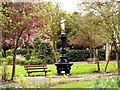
[46,0,119,13]
[58,0,80,13]
[11,0,120,13]
[47,0,80,13]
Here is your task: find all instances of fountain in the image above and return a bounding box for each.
[55,17,73,75]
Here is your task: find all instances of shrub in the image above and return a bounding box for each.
[6,49,13,56]
[18,60,28,65]
[0,52,2,65]
[1,62,9,81]
[17,48,27,55]
[0,51,2,58]
[25,53,31,60]
[4,85,16,89]
[33,36,54,64]
[6,56,13,65]
[45,58,54,64]
[2,58,7,63]
[15,75,39,88]
[27,60,35,65]
[27,59,43,65]
[2,63,8,81]
[88,77,120,88]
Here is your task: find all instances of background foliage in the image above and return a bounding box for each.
[67,49,120,62]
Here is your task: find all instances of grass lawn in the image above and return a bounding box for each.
[52,80,92,88]
[1,62,117,78]
[70,63,117,75]
[52,76,120,88]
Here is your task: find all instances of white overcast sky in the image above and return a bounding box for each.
[12,0,120,13]
[45,0,80,13]
[45,0,119,13]
[56,0,80,13]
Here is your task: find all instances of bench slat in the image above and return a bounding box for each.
[25,67,47,70]
[24,64,51,76]
[24,65,46,67]
[27,70,51,73]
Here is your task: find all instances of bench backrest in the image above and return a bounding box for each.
[24,64,47,70]
[87,58,96,63]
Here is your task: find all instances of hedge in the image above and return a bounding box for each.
[98,49,105,60]
[67,49,120,62]
[67,50,89,62]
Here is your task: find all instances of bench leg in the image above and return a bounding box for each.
[28,73,30,76]
[45,72,46,76]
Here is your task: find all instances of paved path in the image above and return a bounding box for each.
[26,73,118,86]
[0,73,118,88]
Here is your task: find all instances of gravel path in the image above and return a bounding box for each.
[0,72,118,88]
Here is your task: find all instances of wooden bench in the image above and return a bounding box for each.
[24,64,51,76]
[87,58,96,64]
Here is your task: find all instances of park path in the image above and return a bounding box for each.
[0,72,118,88]
[26,73,118,87]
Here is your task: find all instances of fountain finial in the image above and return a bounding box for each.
[60,17,66,33]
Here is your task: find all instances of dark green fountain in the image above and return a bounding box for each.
[55,18,73,75]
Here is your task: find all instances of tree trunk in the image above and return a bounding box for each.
[104,51,111,72]
[11,47,17,80]
[2,49,6,57]
[105,43,111,61]
[113,41,120,75]
[104,43,112,72]
[51,38,58,63]
[54,41,58,62]
[116,51,120,75]
[89,48,93,58]
[94,49,100,72]
[10,24,23,80]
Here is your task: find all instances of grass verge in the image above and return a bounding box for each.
[52,80,91,88]
[0,63,117,78]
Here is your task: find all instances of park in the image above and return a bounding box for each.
[0,0,120,89]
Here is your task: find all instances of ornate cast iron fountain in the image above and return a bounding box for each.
[55,17,73,75]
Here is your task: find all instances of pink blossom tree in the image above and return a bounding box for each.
[1,2,46,80]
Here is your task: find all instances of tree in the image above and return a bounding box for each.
[67,11,106,72]
[81,1,119,73]
[41,2,61,63]
[1,2,46,80]
[1,2,13,57]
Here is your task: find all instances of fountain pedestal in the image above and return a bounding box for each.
[55,63,73,75]
[55,33,73,75]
